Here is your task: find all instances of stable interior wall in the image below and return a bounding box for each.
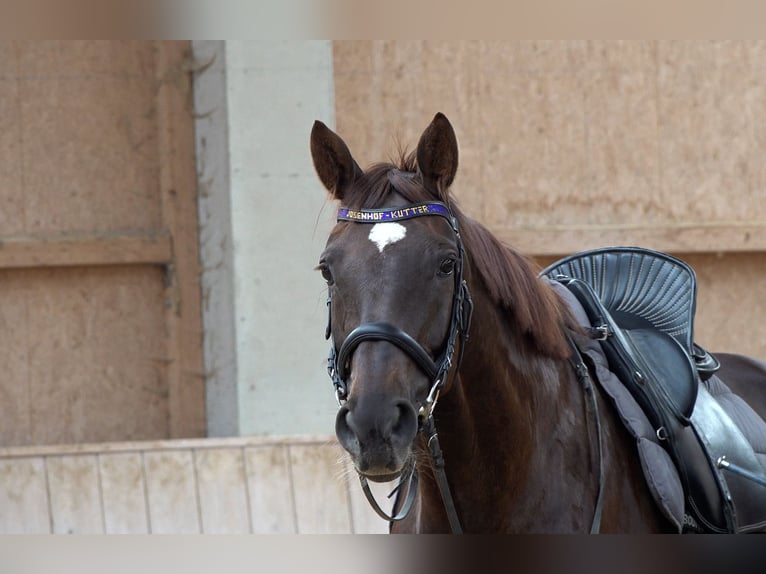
[0,41,205,446]
[333,40,766,364]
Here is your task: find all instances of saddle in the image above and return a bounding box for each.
[544,247,766,532]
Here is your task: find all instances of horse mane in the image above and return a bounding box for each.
[342,153,573,360]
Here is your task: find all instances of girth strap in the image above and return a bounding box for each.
[337,322,439,382]
[566,333,606,534]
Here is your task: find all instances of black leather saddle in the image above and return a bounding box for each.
[544,247,766,532]
[544,247,716,428]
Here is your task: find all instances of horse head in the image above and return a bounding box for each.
[311,113,469,482]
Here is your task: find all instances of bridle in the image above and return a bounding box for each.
[324,197,473,534]
[327,200,473,412]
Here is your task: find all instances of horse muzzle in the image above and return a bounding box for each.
[335,398,418,481]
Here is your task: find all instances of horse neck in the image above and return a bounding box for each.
[443,279,569,459]
[422,281,591,531]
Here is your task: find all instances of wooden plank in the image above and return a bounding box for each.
[195,447,251,533]
[19,266,167,447]
[0,265,171,449]
[495,223,766,258]
[0,233,172,269]
[0,434,336,459]
[0,437,369,535]
[0,270,31,445]
[0,458,51,534]
[143,450,200,533]
[244,445,297,533]
[46,455,104,534]
[99,453,149,534]
[154,41,207,439]
[684,252,766,361]
[289,443,352,534]
[16,41,162,236]
[0,44,22,237]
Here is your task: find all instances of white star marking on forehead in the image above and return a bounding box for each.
[368,222,407,253]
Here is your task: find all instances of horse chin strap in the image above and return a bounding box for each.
[325,200,472,534]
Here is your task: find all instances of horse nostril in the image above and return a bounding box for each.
[391,401,417,446]
[335,406,359,453]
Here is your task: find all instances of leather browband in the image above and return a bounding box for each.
[337,202,454,225]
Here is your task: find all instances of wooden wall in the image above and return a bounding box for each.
[333,41,766,361]
[0,436,387,534]
[0,41,204,446]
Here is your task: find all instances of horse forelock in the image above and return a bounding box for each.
[340,151,424,210]
[339,155,573,361]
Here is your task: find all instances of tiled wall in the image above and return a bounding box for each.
[0,436,390,534]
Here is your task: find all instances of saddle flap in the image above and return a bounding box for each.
[691,382,766,532]
[624,329,698,422]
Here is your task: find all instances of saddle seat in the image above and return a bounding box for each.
[544,247,766,533]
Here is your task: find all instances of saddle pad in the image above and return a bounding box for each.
[546,278,685,531]
[548,278,766,532]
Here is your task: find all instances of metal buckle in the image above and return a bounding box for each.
[334,386,346,407]
[594,324,609,341]
[418,381,441,423]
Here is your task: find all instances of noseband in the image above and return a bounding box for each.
[324,198,473,533]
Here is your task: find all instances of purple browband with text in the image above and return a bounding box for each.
[337,202,452,223]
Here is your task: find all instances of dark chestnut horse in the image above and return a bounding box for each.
[310,113,766,533]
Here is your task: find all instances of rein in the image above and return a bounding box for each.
[325,198,473,534]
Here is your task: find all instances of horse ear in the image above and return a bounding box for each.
[310,121,363,201]
[416,112,459,199]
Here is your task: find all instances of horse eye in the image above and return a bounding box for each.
[439,258,456,276]
[318,263,334,285]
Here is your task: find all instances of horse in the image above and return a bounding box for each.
[310,112,766,533]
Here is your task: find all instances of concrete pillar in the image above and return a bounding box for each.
[193,40,338,436]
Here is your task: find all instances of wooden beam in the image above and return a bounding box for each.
[494,223,766,258]
[155,41,207,439]
[0,232,172,269]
